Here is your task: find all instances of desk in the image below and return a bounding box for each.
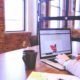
[0,46,72,80]
[26,46,71,76]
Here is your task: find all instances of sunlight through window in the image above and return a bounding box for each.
[4,0,24,31]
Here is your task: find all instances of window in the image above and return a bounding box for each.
[49,0,63,28]
[37,0,65,29]
[49,0,63,17]
[74,0,80,29]
[4,0,25,31]
[38,0,80,29]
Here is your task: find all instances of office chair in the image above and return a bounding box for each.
[29,35,39,46]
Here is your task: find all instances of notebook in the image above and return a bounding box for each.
[27,71,80,80]
[38,28,72,70]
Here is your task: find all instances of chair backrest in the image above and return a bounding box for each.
[29,35,38,46]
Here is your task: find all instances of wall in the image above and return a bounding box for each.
[0,0,31,53]
[26,0,37,35]
[0,0,4,53]
[4,32,31,52]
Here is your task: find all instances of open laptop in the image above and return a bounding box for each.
[38,28,72,70]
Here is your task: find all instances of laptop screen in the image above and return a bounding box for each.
[38,28,72,58]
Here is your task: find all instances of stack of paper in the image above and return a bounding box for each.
[27,71,80,80]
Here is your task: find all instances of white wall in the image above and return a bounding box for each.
[26,0,37,35]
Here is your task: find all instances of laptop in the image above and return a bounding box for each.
[38,28,72,70]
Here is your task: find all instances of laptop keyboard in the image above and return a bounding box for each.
[41,54,74,70]
[41,59,64,70]
[48,55,76,63]
[48,58,58,63]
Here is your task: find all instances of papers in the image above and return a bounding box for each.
[27,71,80,80]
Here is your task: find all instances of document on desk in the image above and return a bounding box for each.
[27,71,80,80]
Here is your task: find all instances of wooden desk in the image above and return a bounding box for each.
[0,46,71,80]
[26,46,71,76]
[0,49,27,80]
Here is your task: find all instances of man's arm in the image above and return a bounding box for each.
[56,54,80,78]
[63,59,80,78]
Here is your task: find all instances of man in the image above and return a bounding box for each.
[56,54,80,78]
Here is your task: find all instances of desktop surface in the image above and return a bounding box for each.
[0,45,77,80]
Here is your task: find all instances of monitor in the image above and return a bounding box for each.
[38,28,72,58]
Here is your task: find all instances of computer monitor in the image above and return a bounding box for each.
[38,28,72,58]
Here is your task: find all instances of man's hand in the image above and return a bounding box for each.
[56,54,70,65]
[56,54,70,61]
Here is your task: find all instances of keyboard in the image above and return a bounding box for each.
[48,58,58,63]
[48,55,75,63]
[41,59,64,70]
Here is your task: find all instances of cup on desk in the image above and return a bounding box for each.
[22,50,37,69]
